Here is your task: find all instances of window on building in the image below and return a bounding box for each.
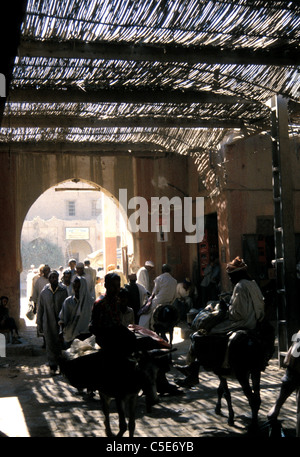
[91,200,101,217]
[67,201,76,217]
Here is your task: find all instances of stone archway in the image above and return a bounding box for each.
[3,151,197,323]
[20,177,135,313]
[66,240,93,263]
[15,154,137,273]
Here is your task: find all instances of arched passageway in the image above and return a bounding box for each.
[20,179,134,312]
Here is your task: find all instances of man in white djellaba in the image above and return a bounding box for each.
[37,270,68,376]
[59,275,94,348]
[139,264,177,329]
[136,260,155,293]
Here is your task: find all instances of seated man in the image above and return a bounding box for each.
[173,277,198,321]
[0,296,21,344]
[175,257,265,387]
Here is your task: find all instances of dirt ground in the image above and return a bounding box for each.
[0,323,298,441]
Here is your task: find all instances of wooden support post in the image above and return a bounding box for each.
[269,95,298,365]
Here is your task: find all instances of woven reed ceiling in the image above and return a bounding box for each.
[1,0,300,156]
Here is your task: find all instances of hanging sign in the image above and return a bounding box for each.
[65,228,90,240]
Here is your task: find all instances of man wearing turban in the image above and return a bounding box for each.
[175,256,265,387]
[210,256,264,334]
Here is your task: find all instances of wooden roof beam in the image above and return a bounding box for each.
[18,39,300,67]
[0,141,168,155]
[9,87,257,105]
[1,114,244,129]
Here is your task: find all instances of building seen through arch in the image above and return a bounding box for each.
[20,180,133,300]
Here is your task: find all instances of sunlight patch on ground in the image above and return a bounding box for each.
[0,397,30,437]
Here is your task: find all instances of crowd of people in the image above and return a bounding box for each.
[19,254,271,386]
[2,253,295,434]
[23,257,198,374]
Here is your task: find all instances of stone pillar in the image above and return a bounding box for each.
[0,152,20,323]
[105,237,117,269]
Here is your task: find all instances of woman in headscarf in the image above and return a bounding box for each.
[59,275,94,348]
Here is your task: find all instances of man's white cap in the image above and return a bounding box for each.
[145,260,154,267]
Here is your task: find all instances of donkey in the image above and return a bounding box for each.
[59,347,173,437]
[152,304,179,346]
[176,325,275,428]
[213,330,265,427]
